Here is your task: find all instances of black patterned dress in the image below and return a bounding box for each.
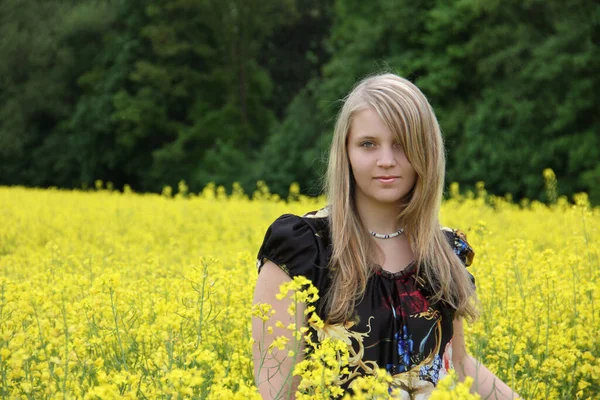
[256,207,475,398]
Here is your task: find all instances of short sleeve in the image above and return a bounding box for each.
[442,227,476,288]
[256,214,319,280]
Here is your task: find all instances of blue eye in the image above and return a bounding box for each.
[360,141,375,148]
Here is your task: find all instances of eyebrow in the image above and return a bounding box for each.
[355,135,379,140]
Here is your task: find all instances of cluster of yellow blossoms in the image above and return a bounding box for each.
[0,175,597,398]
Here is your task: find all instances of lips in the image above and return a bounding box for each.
[375,176,398,183]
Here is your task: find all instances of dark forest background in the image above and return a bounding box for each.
[1,0,598,203]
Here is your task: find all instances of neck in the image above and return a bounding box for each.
[354,191,403,234]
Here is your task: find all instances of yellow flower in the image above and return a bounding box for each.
[0,181,597,399]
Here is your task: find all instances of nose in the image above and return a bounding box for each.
[376,146,397,168]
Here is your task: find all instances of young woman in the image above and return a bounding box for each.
[252,73,520,399]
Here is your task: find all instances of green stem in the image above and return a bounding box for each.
[61,296,69,400]
[196,261,210,349]
[110,288,128,371]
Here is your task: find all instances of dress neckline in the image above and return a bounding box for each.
[374,260,417,280]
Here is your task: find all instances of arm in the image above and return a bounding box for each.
[252,260,306,400]
[452,318,522,399]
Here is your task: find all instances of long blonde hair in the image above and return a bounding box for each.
[323,73,478,324]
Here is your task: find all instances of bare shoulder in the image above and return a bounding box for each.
[254,259,292,301]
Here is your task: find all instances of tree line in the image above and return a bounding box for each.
[1,0,598,203]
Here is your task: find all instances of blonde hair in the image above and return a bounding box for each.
[323,73,479,324]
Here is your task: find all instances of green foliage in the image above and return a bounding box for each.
[65,0,295,192]
[278,0,600,203]
[443,0,600,201]
[0,0,597,203]
[257,86,329,196]
[0,0,115,186]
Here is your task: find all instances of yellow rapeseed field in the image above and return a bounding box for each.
[0,177,598,399]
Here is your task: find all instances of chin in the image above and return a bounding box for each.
[372,193,407,204]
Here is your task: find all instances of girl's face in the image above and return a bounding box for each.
[347,107,417,207]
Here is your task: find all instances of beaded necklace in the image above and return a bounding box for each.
[369,228,404,239]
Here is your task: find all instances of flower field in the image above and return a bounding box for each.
[0,181,598,399]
